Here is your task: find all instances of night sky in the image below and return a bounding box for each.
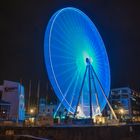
[1,0,140,96]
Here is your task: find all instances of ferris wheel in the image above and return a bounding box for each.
[44,7,117,119]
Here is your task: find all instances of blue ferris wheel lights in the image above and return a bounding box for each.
[44,7,110,117]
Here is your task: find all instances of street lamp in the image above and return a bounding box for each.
[30,108,35,114]
[119,108,124,115]
[119,108,125,122]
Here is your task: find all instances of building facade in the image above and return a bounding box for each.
[109,87,140,122]
[0,100,11,120]
[0,80,25,121]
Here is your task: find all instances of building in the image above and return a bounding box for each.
[38,98,57,117]
[0,80,25,122]
[38,98,47,115]
[0,100,11,120]
[38,97,67,118]
[34,98,56,126]
[109,87,140,122]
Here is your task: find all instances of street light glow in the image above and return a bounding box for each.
[30,108,34,114]
[119,108,124,114]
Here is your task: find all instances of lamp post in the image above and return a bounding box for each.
[30,108,35,114]
[119,108,125,122]
[119,108,124,114]
[28,108,36,126]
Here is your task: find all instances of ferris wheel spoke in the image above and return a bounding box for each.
[51,45,75,58]
[53,61,76,68]
[51,54,76,60]
[51,39,75,56]
[69,13,79,34]
[54,65,76,78]
[55,69,80,114]
[52,27,75,49]
[57,25,77,53]
[74,11,86,35]
[75,13,85,34]
[63,69,79,100]
[62,13,74,34]
[69,67,83,109]
[62,12,76,36]
[65,14,85,48]
[59,70,77,90]
[54,16,86,54]
[73,12,84,31]
[56,15,75,43]
[54,71,78,115]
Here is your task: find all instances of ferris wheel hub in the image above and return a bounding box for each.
[86,58,91,65]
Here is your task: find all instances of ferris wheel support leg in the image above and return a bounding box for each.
[88,65,93,119]
[91,66,118,120]
[91,72,101,115]
[74,66,88,118]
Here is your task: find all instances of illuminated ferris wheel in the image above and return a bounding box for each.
[44,7,117,119]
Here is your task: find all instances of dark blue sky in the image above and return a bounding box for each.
[1,0,140,93]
